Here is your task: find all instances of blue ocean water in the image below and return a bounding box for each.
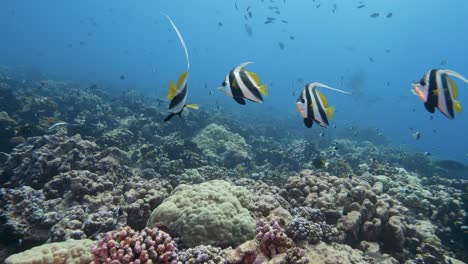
[1,0,467,163]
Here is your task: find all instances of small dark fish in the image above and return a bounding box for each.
[319,132,325,137]
[423,152,431,156]
[332,4,337,13]
[246,6,251,12]
[235,2,239,11]
[316,4,322,8]
[218,22,223,27]
[264,20,274,24]
[120,75,126,80]
[278,42,285,50]
[245,24,253,37]
[370,13,379,18]
[412,131,421,140]
[275,10,280,15]
[386,13,393,18]
[248,11,253,18]
[386,81,390,86]
[429,115,434,120]
[385,49,391,54]
[357,4,366,9]
[289,35,295,40]
[369,57,374,62]
[281,19,288,24]
[244,15,249,20]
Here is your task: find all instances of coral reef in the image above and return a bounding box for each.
[192,124,252,167]
[91,226,178,264]
[0,70,466,263]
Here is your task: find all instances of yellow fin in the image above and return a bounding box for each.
[167,81,177,100]
[454,100,462,113]
[177,71,188,89]
[449,77,458,98]
[259,84,268,96]
[232,78,238,88]
[318,90,329,107]
[247,71,261,86]
[186,104,199,110]
[310,101,314,109]
[326,106,335,119]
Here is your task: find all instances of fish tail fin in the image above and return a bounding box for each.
[167,81,177,99]
[164,113,176,122]
[327,106,335,119]
[185,104,199,109]
[313,82,352,95]
[259,84,268,96]
[163,13,190,71]
[454,100,463,113]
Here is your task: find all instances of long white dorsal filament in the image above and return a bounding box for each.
[442,69,468,83]
[163,14,190,71]
[313,82,352,95]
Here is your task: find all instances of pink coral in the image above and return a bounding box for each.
[255,219,292,258]
[91,226,178,264]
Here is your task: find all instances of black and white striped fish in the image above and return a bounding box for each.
[412,69,467,120]
[163,14,199,122]
[217,62,268,105]
[296,82,351,128]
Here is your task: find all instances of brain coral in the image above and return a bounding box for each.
[147,180,255,248]
[192,124,252,167]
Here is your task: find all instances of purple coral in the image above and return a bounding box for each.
[255,219,292,258]
[91,226,178,264]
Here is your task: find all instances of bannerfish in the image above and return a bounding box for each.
[162,14,199,122]
[48,122,68,130]
[296,82,351,128]
[217,62,268,105]
[411,69,468,120]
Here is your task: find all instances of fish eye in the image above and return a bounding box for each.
[222,81,227,86]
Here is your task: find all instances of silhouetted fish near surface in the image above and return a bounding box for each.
[245,24,253,37]
[120,75,126,80]
[370,13,379,18]
[386,13,393,18]
[289,36,295,40]
[278,42,285,50]
[369,57,374,63]
[281,20,288,24]
[357,4,366,8]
